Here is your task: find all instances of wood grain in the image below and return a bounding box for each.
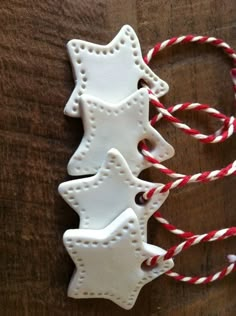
[0,0,236,315]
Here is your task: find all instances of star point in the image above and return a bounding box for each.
[63,208,174,309]
[65,25,169,117]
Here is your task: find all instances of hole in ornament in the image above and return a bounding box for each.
[135,192,148,205]
[138,79,149,89]
[141,260,157,271]
[138,139,155,155]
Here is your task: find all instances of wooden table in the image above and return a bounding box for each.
[0,0,236,315]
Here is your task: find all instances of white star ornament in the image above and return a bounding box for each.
[63,208,174,309]
[65,24,169,117]
[67,88,174,176]
[59,148,169,241]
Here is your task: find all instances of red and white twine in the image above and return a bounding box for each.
[146,226,236,284]
[145,34,236,145]
[152,211,236,284]
[141,35,236,283]
[142,159,236,199]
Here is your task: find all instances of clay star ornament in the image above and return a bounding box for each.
[67,88,174,176]
[59,148,169,241]
[64,24,169,117]
[63,208,174,309]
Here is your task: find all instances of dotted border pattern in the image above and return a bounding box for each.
[63,212,173,310]
[67,89,173,176]
[60,148,169,239]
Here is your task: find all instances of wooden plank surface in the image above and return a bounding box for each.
[0,0,236,315]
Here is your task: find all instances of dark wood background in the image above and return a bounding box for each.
[0,0,236,315]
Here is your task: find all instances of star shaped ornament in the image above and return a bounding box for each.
[65,24,169,117]
[59,148,169,241]
[63,208,174,309]
[67,88,174,176]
